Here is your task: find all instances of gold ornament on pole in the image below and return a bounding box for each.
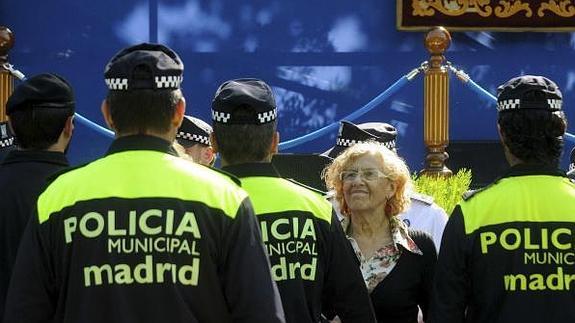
[421,26,452,177]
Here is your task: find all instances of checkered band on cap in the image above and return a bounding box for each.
[105,76,183,90]
[155,76,183,89]
[548,99,562,110]
[384,140,396,150]
[105,78,128,90]
[212,110,231,123]
[497,99,520,112]
[336,138,359,147]
[0,137,14,148]
[337,138,395,149]
[257,109,277,124]
[177,132,210,145]
[497,98,563,112]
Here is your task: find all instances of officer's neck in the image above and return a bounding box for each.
[220,155,272,167]
[115,129,176,144]
[501,141,523,167]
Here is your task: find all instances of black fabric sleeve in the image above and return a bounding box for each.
[428,205,469,323]
[222,197,286,323]
[411,230,437,321]
[322,211,377,323]
[3,212,58,323]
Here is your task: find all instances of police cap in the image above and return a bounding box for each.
[104,43,183,91]
[211,78,276,125]
[326,120,397,158]
[497,75,562,112]
[176,115,212,148]
[6,73,75,115]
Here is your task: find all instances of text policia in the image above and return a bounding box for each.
[260,216,318,281]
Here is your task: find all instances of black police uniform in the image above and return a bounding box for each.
[0,73,74,320]
[430,75,575,323]
[4,44,285,323]
[213,78,376,323]
[0,150,69,319]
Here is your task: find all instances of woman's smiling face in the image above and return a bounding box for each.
[342,153,395,214]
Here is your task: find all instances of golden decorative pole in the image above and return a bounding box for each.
[421,27,452,177]
[0,26,15,122]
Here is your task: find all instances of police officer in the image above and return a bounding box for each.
[4,45,285,323]
[176,115,215,166]
[325,120,448,250]
[430,75,575,323]
[210,78,376,323]
[0,74,75,319]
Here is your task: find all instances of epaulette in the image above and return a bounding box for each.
[285,178,328,196]
[410,192,434,205]
[462,187,489,201]
[206,166,242,187]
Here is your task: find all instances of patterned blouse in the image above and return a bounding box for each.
[341,215,422,293]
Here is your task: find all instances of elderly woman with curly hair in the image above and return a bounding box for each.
[324,142,437,323]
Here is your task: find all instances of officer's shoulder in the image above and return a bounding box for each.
[46,162,90,185]
[205,166,242,187]
[410,192,434,205]
[39,162,92,196]
[285,178,327,196]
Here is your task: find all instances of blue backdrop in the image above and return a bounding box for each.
[2,0,574,172]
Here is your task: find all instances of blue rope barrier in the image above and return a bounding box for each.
[452,67,575,143]
[467,79,497,102]
[279,74,413,150]
[10,62,419,148]
[74,113,115,138]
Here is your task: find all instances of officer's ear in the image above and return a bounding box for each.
[63,115,74,137]
[497,123,509,148]
[101,100,116,132]
[172,97,186,129]
[270,131,280,154]
[210,132,219,154]
[497,123,519,165]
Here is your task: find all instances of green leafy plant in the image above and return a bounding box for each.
[412,169,472,216]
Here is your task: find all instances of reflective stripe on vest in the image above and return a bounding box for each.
[461,175,575,235]
[37,150,247,223]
